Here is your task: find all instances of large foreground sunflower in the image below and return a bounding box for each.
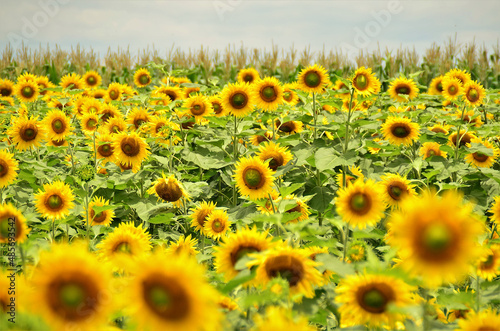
[220,82,254,117]
[214,226,274,282]
[29,243,115,331]
[0,149,19,188]
[385,190,485,287]
[251,77,284,111]
[147,173,189,207]
[335,273,414,328]
[387,77,419,102]
[381,116,420,146]
[351,67,381,96]
[234,156,275,200]
[8,116,46,151]
[0,203,29,243]
[34,180,75,220]
[335,178,386,229]
[456,309,500,331]
[297,64,330,94]
[127,251,222,331]
[112,131,150,168]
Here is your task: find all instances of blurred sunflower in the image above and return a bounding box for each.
[127,251,221,331]
[0,78,14,97]
[304,246,334,285]
[60,73,84,90]
[234,156,275,200]
[95,133,116,164]
[277,120,303,135]
[448,130,476,148]
[419,142,448,159]
[103,116,127,134]
[112,131,150,168]
[445,68,471,86]
[29,243,115,331]
[0,149,19,188]
[214,226,273,282]
[428,75,444,95]
[43,109,73,140]
[428,123,451,134]
[126,107,150,130]
[237,67,260,84]
[0,203,29,243]
[477,244,500,281]
[182,94,213,123]
[385,190,485,287]
[87,196,114,226]
[166,234,198,257]
[190,200,216,234]
[133,68,152,87]
[381,116,420,146]
[183,86,200,99]
[251,77,284,111]
[9,116,46,151]
[154,85,183,102]
[346,241,367,263]
[80,111,100,135]
[105,82,123,101]
[47,137,68,147]
[489,196,500,225]
[252,306,315,331]
[297,64,330,94]
[34,180,75,220]
[14,79,39,102]
[82,70,102,89]
[100,103,121,122]
[456,309,500,331]
[388,77,418,102]
[283,195,310,223]
[250,130,274,146]
[335,273,414,328]
[282,82,300,106]
[442,77,463,101]
[335,178,386,229]
[379,173,416,209]
[351,67,381,96]
[464,137,499,168]
[256,141,293,171]
[220,82,254,117]
[463,80,486,107]
[204,209,231,241]
[250,246,323,298]
[209,95,228,117]
[148,173,189,207]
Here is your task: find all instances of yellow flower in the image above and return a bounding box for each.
[442,77,463,101]
[87,196,114,226]
[14,79,39,102]
[0,149,19,188]
[190,201,216,234]
[34,180,75,220]
[256,141,293,171]
[448,130,476,148]
[251,77,284,111]
[428,123,451,135]
[464,137,499,168]
[43,109,73,140]
[456,309,500,331]
[385,190,485,287]
[282,83,300,106]
[388,77,419,102]
[126,107,151,130]
[428,75,444,95]
[95,132,116,164]
[82,70,102,89]
[379,173,416,209]
[237,67,260,84]
[147,173,189,207]
[103,116,127,135]
[105,82,123,101]
[166,234,199,257]
[60,73,84,90]
[252,306,315,331]
[234,156,275,200]
[0,78,15,97]
[80,111,100,135]
[462,80,486,107]
[336,165,364,188]
[445,68,471,86]
[0,203,29,243]
[112,131,150,169]
[381,116,420,146]
[420,142,448,159]
[204,209,231,241]
[297,64,330,94]
[153,85,183,102]
[335,273,414,328]
[489,196,500,225]
[133,68,152,87]
[335,178,386,229]
[221,82,254,117]
[182,94,213,123]
[477,244,500,281]
[351,67,381,96]
[209,95,228,117]
[281,195,310,223]
[277,120,303,135]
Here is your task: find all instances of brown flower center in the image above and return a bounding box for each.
[109,89,119,100]
[211,219,224,233]
[266,155,284,171]
[20,123,38,142]
[212,102,223,114]
[230,92,248,109]
[395,85,410,95]
[242,168,264,189]
[356,283,395,314]
[260,86,277,102]
[51,139,66,146]
[191,103,206,116]
[349,193,372,215]
[51,118,66,134]
[0,88,11,96]
[418,222,458,262]
[392,125,410,138]
[467,89,479,102]
[155,181,183,202]
[243,74,254,83]
[265,255,304,287]
[354,74,368,90]
[97,143,113,157]
[283,91,292,102]
[86,76,97,86]
[480,254,495,269]
[279,121,296,133]
[46,194,63,211]
[142,275,190,321]
[304,71,321,88]
[0,159,8,178]
[387,183,406,201]
[90,209,107,224]
[230,245,260,266]
[21,86,35,98]
[138,74,150,85]
[473,152,489,162]
[120,137,141,157]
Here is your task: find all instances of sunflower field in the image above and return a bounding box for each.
[1,49,500,331]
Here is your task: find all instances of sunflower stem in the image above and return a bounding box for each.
[18,243,27,279]
[312,92,317,140]
[93,130,97,174]
[232,115,239,207]
[85,181,90,241]
[476,274,481,312]
[52,220,56,242]
[482,107,488,125]
[67,141,76,175]
[421,289,430,331]
[342,222,349,262]
[491,223,498,240]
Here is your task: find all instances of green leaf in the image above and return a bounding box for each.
[315,253,355,277]
[309,186,334,213]
[279,182,305,197]
[315,148,340,172]
[220,268,256,294]
[148,213,174,224]
[91,205,116,214]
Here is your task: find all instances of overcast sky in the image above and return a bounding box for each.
[1,0,499,62]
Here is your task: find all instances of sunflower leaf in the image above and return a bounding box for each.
[220,268,256,295]
[315,253,355,276]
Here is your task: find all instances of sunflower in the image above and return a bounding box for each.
[217,295,239,311]
[458,109,483,127]
[256,189,280,215]
[214,226,273,282]
[381,116,420,146]
[0,203,30,243]
[168,76,191,86]
[252,306,315,331]
[82,70,102,89]
[428,75,444,95]
[166,234,199,257]
[103,116,127,134]
[87,196,114,226]
[99,103,121,122]
[388,77,418,102]
[445,68,471,86]
[351,67,381,96]
[428,123,451,135]
[0,149,19,188]
[250,130,274,146]
[182,94,213,123]
[29,243,115,331]
[147,173,189,207]
[304,246,334,285]
[190,201,216,234]
[442,77,463,101]
[448,130,477,148]
[462,80,486,107]
[477,244,500,281]
[379,173,416,209]
[127,251,221,331]
[80,111,100,135]
[250,246,323,298]
[234,156,275,200]
[237,67,260,84]
[116,160,141,173]
[94,133,116,164]
[277,120,303,135]
[133,68,152,87]
[204,209,231,241]
[489,196,500,225]
[14,79,39,102]
[335,273,414,328]
[60,73,84,90]
[367,137,382,154]
[282,195,310,223]
[153,85,183,102]
[43,109,72,140]
[148,116,180,142]
[456,309,500,331]
[80,97,103,117]
[385,190,485,287]
[335,178,386,229]
[332,79,350,97]
[112,131,150,168]
[126,107,150,130]
[8,116,46,151]
[465,137,499,168]
[220,82,254,117]
[251,77,284,111]
[183,86,201,99]
[90,88,107,99]
[209,95,228,117]
[256,141,293,171]
[105,82,123,102]
[96,221,151,270]
[336,165,364,188]
[419,142,448,159]
[346,241,367,263]
[282,82,300,106]
[34,180,75,220]
[297,64,330,94]
[0,78,14,97]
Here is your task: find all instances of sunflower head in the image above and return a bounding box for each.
[428,75,444,95]
[282,83,300,106]
[380,173,416,209]
[112,131,150,169]
[277,120,303,135]
[0,203,29,244]
[82,71,102,89]
[43,109,73,140]
[14,80,39,102]
[209,95,228,117]
[251,77,284,111]
[234,156,275,200]
[463,80,486,107]
[381,116,420,146]
[182,94,213,123]
[442,77,463,101]
[204,209,231,241]
[220,82,254,117]
[445,68,471,86]
[419,142,447,159]
[0,149,19,188]
[351,67,381,96]
[166,234,199,257]
[237,67,260,84]
[34,180,75,220]
[464,137,499,168]
[88,196,114,226]
[297,64,330,93]
[190,201,216,234]
[256,141,293,171]
[388,77,419,102]
[147,173,189,207]
[126,107,150,130]
[60,73,84,90]
[134,68,152,87]
[0,79,15,97]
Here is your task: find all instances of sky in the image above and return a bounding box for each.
[1,0,499,63]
